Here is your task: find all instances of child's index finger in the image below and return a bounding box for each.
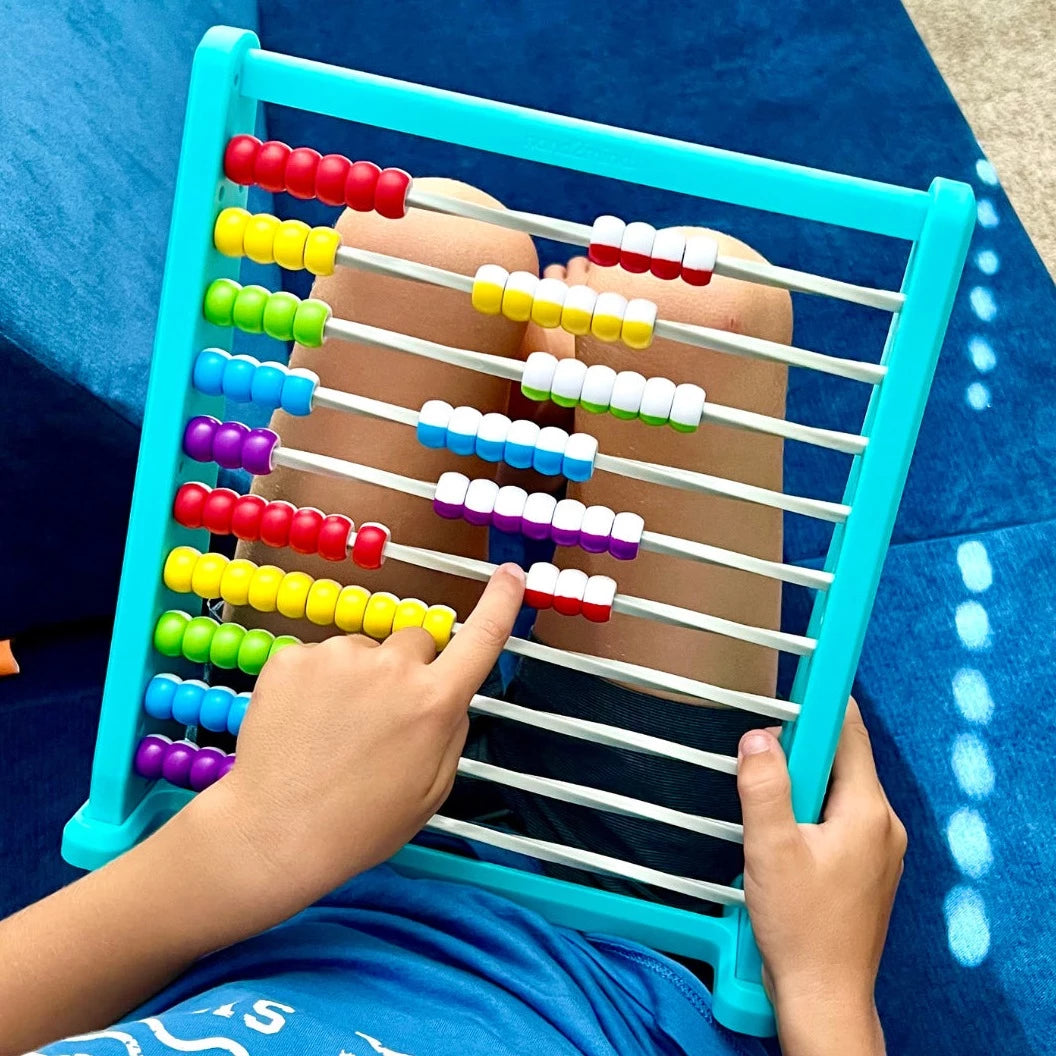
[825,698,884,816]
[433,563,525,702]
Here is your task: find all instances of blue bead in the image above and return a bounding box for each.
[223,356,257,403]
[280,371,317,416]
[192,349,229,397]
[143,675,179,720]
[475,436,505,462]
[250,363,287,409]
[416,421,448,450]
[532,446,564,476]
[172,681,206,725]
[199,687,234,733]
[503,440,535,470]
[227,694,251,736]
[562,456,595,483]
[446,429,477,457]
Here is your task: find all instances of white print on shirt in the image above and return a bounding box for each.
[243,1000,295,1034]
[348,1030,416,1056]
[140,1018,250,1055]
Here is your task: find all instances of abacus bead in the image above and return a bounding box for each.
[250,362,289,409]
[238,628,275,675]
[276,571,314,620]
[191,552,229,599]
[262,290,300,342]
[305,578,342,625]
[610,511,645,561]
[464,478,499,526]
[493,485,528,535]
[346,160,381,211]
[189,746,227,792]
[230,493,267,541]
[184,415,220,462]
[193,348,230,395]
[154,611,191,657]
[182,616,218,664]
[270,634,301,659]
[292,298,331,348]
[134,734,170,780]
[173,482,210,529]
[226,694,250,736]
[172,679,207,725]
[212,420,249,470]
[531,278,568,329]
[589,215,625,267]
[280,369,318,416]
[670,383,706,433]
[317,514,354,561]
[551,499,586,547]
[362,591,399,639]
[553,568,589,617]
[243,213,281,264]
[288,506,325,554]
[650,228,686,281]
[621,298,658,350]
[620,221,656,273]
[219,558,256,606]
[580,505,616,553]
[501,271,538,323]
[417,399,454,449]
[375,167,412,219]
[285,146,322,199]
[143,673,180,720]
[433,471,470,520]
[446,406,483,457]
[609,371,647,419]
[334,585,370,633]
[392,597,428,633]
[231,285,271,334]
[524,562,559,609]
[304,226,341,277]
[217,755,237,781]
[521,351,558,402]
[247,564,285,612]
[639,376,677,427]
[201,487,239,534]
[562,433,599,483]
[224,134,261,185]
[550,358,588,408]
[162,740,196,788]
[475,412,510,462]
[209,622,246,669]
[561,285,597,336]
[203,278,240,327]
[221,354,257,403]
[504,419,540,470]
[532,426,568,476]
[352,522,390,570]
[254,140,292,193]
[422,605,456,650]
[316,153,352,206]
[590,292,628,344]
[163,546,200,593]
[242,428,280,476]
[471,264,508,316]
[582,575,617,623]
[682,234,719,286]
[580,364,617,414]
[522,491,558,541]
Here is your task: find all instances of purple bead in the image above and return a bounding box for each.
[188,746,227,792]
[216,755,237,781]
[492,511,523,535]
[550,525,581,548]
[580,531,610,554]
[134,734,170,780]
[522,515,553,541]
[161,739,196,788]
[242,428,279,476]
[212,421,250,469]
[463,506,492,528]
[432,497,465,520]
[183,415,220,462]
[608,537,640,561]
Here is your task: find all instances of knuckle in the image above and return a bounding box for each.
[468,612,510,650]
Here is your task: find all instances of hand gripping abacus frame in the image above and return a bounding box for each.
[62,26,975,1036]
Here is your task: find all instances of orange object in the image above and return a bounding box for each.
[0,640,18,677]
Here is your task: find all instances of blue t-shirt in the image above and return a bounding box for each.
[38,863,765,1056]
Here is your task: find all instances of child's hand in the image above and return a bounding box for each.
[737,699,906,1055]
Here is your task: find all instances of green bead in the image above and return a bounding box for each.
[669,420,698,434]
[237,628,275,675]
[181,616,218,663]
[610,407,638,421]
[209,622,247,668]
[268,634,301,659]
[153,610,190,657]
[551,393,579,409]
[520,386,550,403]
[292,298,331,348]
[580,400,609,415]
[231,284,270,334]
[639,413,668,427]
[202,278,240,327]
[262,291,300,342]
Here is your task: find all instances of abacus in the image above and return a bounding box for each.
[61,26,975,1036]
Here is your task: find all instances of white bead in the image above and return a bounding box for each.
[526,561,560,599]
[621,298,659,349]
[534,277,569,316]
[581,504,615,539]
[551,358,588,404]
[554,567,589,603]
[639,376,677,423]
[580,364,617,412]
[434,471,470,506]
[593,291,628,321]
[447,405,483,441]
[561,284,598,333]
[682,234,719,275]
[651,227,686,267]
[419,399,454,429]
[536,426,569,458]
[477,412,510,446]
[583,574,617,608]
[563,432,598,470]
[620,221,657,263]
[521,351,559,398]
[611,511,645,545]
[465,478,500,518]
[522,491,558,529]
[494,485,528,519]
[506,417,541,450]
[610,371,647,416]
[474,263,509,288]
[590,214,625,256]
[670,383,706,431]
[551,498,586,535]
[502,270,540,322]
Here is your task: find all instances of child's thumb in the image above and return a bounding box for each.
[737,731,799,858]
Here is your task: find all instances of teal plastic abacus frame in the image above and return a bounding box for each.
[62,26,975,1036]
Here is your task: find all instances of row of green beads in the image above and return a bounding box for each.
[203,278,331,348]
[153,610,300,675]
[521,386,698,433]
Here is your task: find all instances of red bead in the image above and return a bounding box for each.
[259,500,296,548]
[680,266,713,287]
[201,487,240,534]
[315,154,352,206]
[317,513,354,561]
[650,258,682,281]
[351,522,390,570]
[375,168,412,219]
[345,160,381,211]
[224,135,261,185]
[588,244,621,268]
[254,140,292,193]
[552,594,583,617]
[173,482,210,529]
[581,601,612,623]
[285,147,322,199]
[230,493,267,541]
[523,588,553,610]
[619,249,652,274]
[288,506,325,554]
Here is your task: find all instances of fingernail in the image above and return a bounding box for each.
[498,562,526,583]
[740,732,772,757]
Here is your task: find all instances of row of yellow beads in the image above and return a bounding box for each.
[214,207,342,277]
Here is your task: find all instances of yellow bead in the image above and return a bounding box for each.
[471,264,508,315]
[219,558,256,607]
[362,591,399,640]
[422,604,457,650]
[531,294,564,329]
[190,552,229,599]
[303,226,341,276]
[305,578,342,626]
[561,286,597,336]
[163,546,201,594]
[392,597,428,634]
[590,294,628,343]
[334,584,370,633]
[214,207,251,257]
[621,298,658,350]
[276,570,314,620]
[247,564,285,613]
[501,271,538,323]
[272,219,311,271]
[243,213,281,265]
